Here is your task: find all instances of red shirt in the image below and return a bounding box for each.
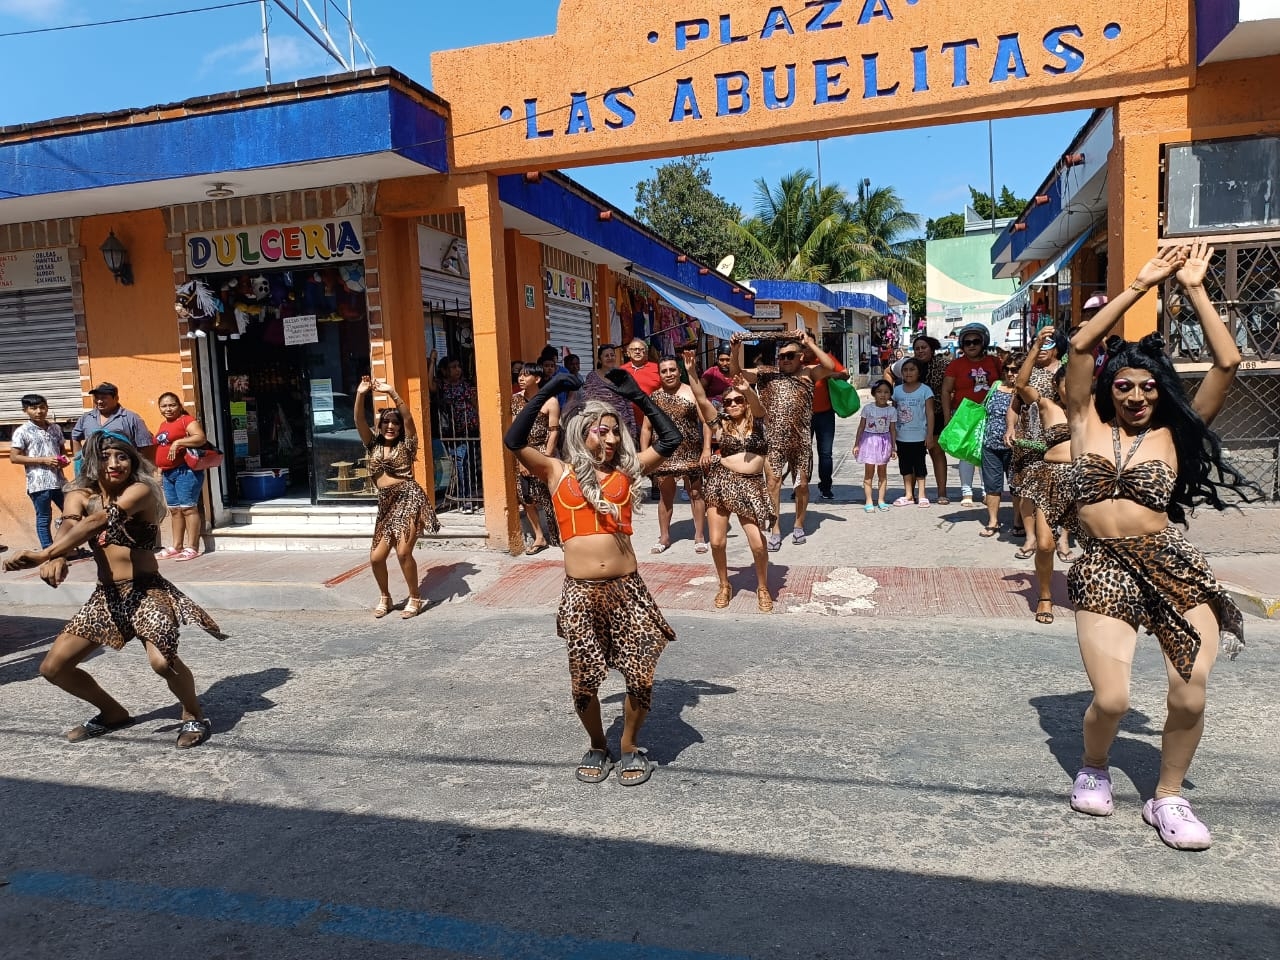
[943,356,1002,409]
[625,360,662,423]
[153,414,195,471]
[701,365,733,400]
[812,359,847,413]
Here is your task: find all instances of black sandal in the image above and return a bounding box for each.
[66,713,134,743]
[1035,597,1055,625]
[176,718,211,749]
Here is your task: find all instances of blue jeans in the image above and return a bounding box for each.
[29,487,65,549]
[811,409,836,494]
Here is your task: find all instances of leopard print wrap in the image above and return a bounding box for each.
[1018,458,1077,532]
[373,478,440,545]
[556,571,675,712]
[63,573,226,664]
[1068,526,1244,681]
[648,389,705,478]
[757,372,814,483]
[702,461,774,530]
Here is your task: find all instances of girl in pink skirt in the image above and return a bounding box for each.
[853,380,897,512]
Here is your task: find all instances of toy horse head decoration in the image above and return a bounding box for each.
[174,280,222,339]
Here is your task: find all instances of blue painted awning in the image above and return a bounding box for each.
[749,280,889,315]
[992,227,1093,322]
[640,275,750,342]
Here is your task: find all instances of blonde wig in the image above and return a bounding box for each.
[560,400,644,520]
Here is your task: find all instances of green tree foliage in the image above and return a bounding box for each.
[633,155,746,272]
[926,186,1029,239]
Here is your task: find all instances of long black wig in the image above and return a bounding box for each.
[1095,333,1258,525]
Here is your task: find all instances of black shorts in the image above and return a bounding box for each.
[898,441,927,477]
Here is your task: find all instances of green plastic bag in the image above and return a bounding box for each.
[827,377,861,418]
[938,397,986,466]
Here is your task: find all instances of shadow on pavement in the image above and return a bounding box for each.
[1029,690,1175,801]
[1,778,1273,959]
[603,678,736,765]
[135,666,292,736]
[419,561,480,605]
[0,615,66,686]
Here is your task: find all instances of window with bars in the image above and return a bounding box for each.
[1161,242,1280,363]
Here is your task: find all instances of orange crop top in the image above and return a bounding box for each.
[552,468,634,542]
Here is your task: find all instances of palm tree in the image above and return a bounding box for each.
[836,180,924,293]
[734,170,849,281]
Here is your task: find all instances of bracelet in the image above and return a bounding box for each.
[1129,280,1149,294]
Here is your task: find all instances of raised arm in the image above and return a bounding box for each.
[800,330,837,380]
[354,376,373,445]
[682,350,720,424]
[1177,243,1238,426]
[734,374,765,419]
[504,374,577,485]
[1068,245,1185,423]
[730,333,758,384]
[1014,327,1051,406]
[602,369,681,475]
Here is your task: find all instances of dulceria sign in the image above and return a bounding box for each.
[186,218,363,274]
[432,0,1191,172]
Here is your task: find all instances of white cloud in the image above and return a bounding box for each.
[0,0,75,20]
[201,33,332,80]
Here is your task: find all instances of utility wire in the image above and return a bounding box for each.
[0,1,260,40]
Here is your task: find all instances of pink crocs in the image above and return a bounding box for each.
[1070,766,1114,817]
[1143,797,1212,851]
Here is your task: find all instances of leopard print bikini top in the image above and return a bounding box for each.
[1042,422,1071,450]
[96,503,158,551]
[366,435,417,482]
[714,415,767,456]
[1075,425,1175,513]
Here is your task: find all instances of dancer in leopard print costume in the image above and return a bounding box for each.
[511,364,561,552]
[505,369,682,787]
[3,431,223,749]
[1064,242,1258,850]
[730,328,838,550]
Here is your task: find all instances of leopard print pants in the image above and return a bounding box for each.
[64,573,226,665]
[1068,526,1244,681]
[556,571,676,712]
[373,479,440,545]
[702,461,774,530]
[765,443,812,485]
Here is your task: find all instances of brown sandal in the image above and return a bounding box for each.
[757,588,774,613]
[1035,597,1055,625]
[714,584,732,609]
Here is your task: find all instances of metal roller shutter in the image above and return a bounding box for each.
[546,299,594,366]
[421,269,471,309]
[0,286,80,424]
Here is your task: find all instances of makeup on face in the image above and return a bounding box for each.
[1112,378,1159,396]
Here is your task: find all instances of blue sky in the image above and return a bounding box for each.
[0,0,1090,232]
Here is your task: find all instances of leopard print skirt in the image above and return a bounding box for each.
[702,461,774,530]
[556,571,676,713]
[64,573,226,664]
[516,473,561,547]
[765,443,812,485]
[1019,459,1076,531]
[1068,526,1244,681]
[373,479,440,545]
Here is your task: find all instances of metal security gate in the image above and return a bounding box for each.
[0,286,79,424]
[546,299,593,366]
[1163,240,1280,499]
[421,267,481,514]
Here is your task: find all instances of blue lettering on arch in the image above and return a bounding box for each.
[862,53,899,98]
[671,78,703,121]
[814,57,850,104]
[762,64,797,108]
[806,0,843,31]
[941,38,979,87]
[1043,25,1085,75]
[603,87,636,129]
[719,14,748,44]
[990,34,1029,82]
[760,7,794,39]
[716,72,751,115]
[675,19,709,51]
[524,99,553,139]
[565,92,594,135]
[857,0,893,25]
[911,45,929,92]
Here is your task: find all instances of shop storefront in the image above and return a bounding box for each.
[543,261,595,364]
[184,217,372,506]
[0,246,80,429]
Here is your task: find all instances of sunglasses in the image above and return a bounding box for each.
[961,339,983,347]
[722,396,745,407]
[777,351,802,361]
[1112,378,1159,395]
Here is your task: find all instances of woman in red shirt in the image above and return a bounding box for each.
[153,392,208,561]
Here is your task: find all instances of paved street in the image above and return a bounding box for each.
[2,597,1279,959]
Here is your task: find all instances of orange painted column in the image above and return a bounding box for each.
[375,216,435,497]
[457,175,522,553]
[1107,104,1162,340]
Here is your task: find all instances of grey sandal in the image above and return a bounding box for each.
[575,748,615,783]
[616,749,653,786]
[66,713,133,743]
[176,718,211,750]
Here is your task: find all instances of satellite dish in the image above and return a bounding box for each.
[716,254,735,276]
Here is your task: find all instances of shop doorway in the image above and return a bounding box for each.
[200,264,372,506]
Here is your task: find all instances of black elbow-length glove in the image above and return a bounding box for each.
[604,369,681,457]
[503,374,578,451]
